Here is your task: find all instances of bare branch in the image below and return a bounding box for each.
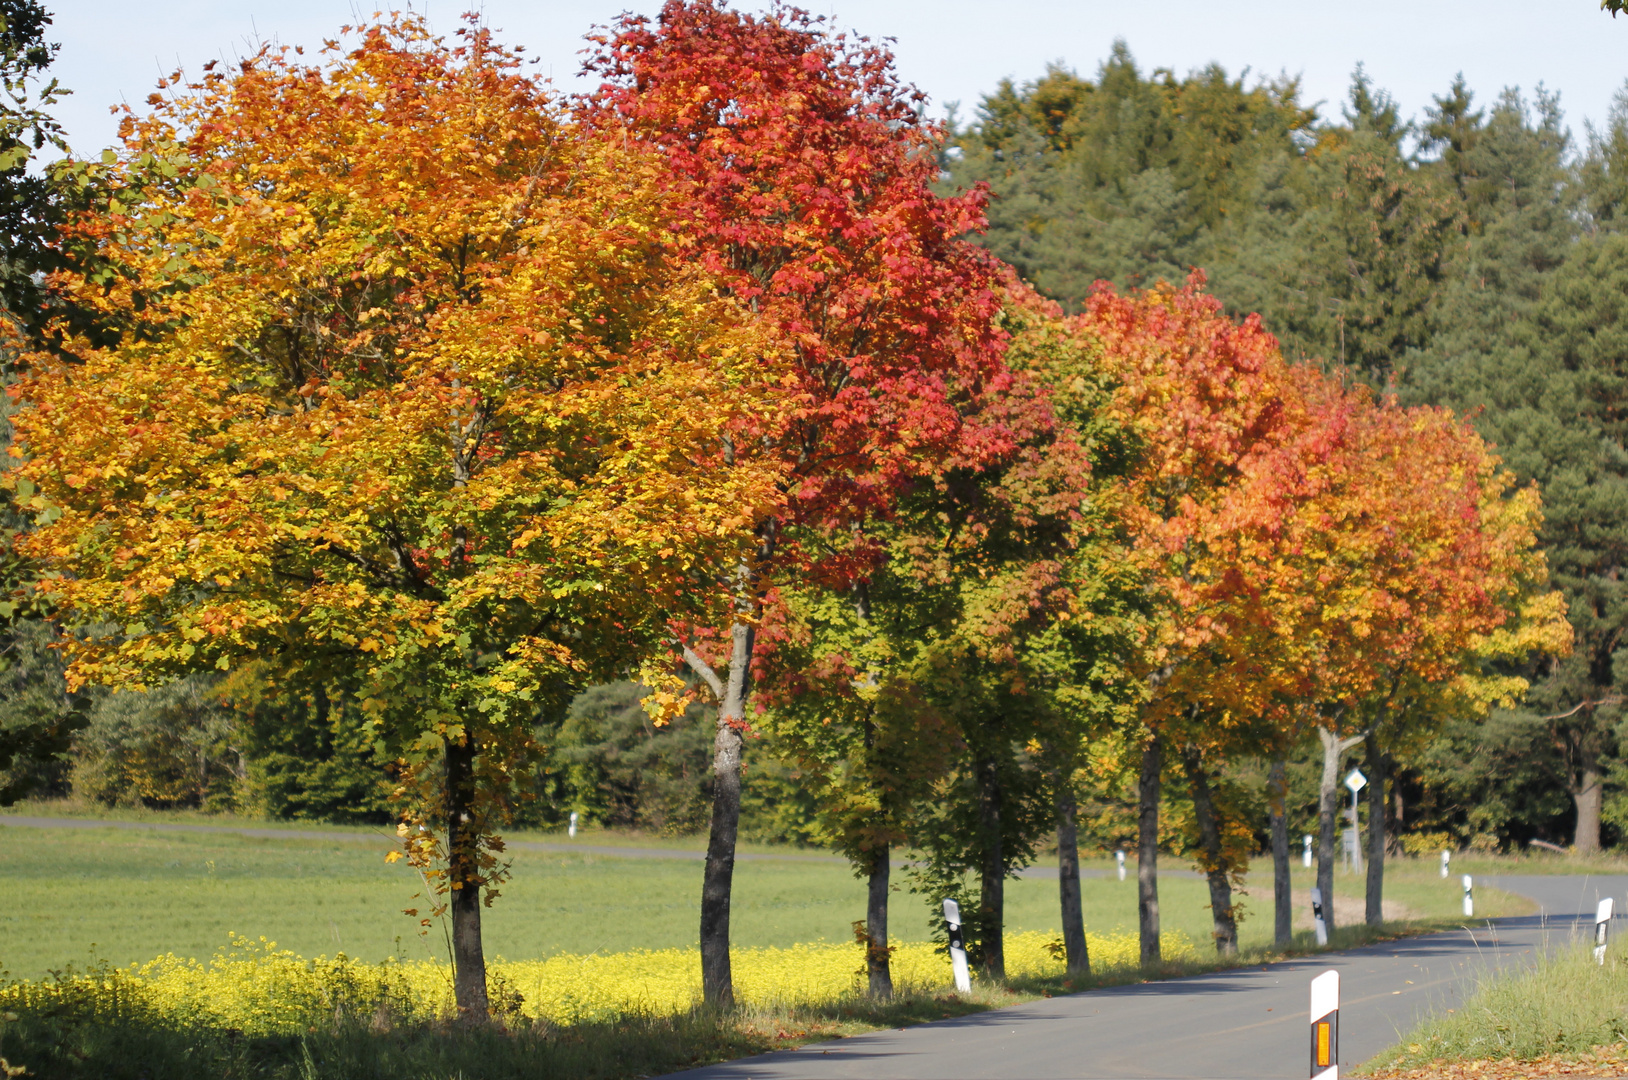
[1540,696,1623,722]
[680,643,725,699]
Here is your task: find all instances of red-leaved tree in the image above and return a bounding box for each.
[583,1,1008,1005]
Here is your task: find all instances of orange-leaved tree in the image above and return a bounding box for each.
[1070,275,1309,964]
[11,17,780,1022]
[585,0,1006,1006]
[1267,380,1569,934]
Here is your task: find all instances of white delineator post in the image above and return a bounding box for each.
[568,811,578,839]
[943,898,972,993]
[1310,969,1339,1079]
[1440,850,1450,879]
[1310,886,1329,946]
[1303,834,1314,869]
[1595,897,1614,965]
[1462,874,1473,917]
[1115,850,1126,882]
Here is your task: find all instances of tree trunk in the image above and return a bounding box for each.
[1364,735,1388,928]
[699,619,754,1009]
[1575,767,1603,854]
[1179,744,1237,955]
[866,843,893,999]
[1268,759,1291,947]
[1055,780,1089,977]
[445,733,489,1024]
[1316,726,1342,938]
[1138,730,1162,966]
[977,755,1005,981]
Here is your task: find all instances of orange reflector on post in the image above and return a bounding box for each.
[1316,1021,1331,1066]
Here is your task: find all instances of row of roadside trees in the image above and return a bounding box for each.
[2,0,1570,1023]
[944,39,1626,852]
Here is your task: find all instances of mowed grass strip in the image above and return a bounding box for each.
[0,816,1528,978]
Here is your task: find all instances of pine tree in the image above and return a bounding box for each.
[1406,84,1622,852]
[943,42,1312,309]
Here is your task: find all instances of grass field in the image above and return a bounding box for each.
[0,808,1529,978]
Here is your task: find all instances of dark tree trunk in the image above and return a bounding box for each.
[1055,780,1089,977]
[866,843,893,998]
[1575,767,1603,854]
[1138,730,1162,966]
[1316,726,1342,937]
[1364,735,1388,928]
[445,733,489,1024]
[699,619,754,1009]
[977,755,1005,981]
[1268,759,1291,947]
[1179,744,1237,955]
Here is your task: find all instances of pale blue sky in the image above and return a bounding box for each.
[40,1,1628,157]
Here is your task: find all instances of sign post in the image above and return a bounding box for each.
[1303,834,1314,869]
[1440,850,1450,879]
[1310,969,1339,1079]
[1115,850,1126,882]
[1462,874,1473,918]
[568,810,578,839]
[1596,897,1614,965]
[1343,770,1366,874]
[943,899,972,992]
[1310,886,1329,946]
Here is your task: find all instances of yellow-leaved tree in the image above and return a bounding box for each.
[11,17,781,1022]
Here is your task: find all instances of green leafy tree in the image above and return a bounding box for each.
[0,0,69,345]
[222,668,395,824]
[70,675,241,810]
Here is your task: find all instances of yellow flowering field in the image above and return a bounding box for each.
[0,929,1194,1033]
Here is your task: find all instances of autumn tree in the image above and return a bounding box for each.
[12,18,778,1023]
[586,0,1004,1006]
[1070,275,1307,962]
[1280,391,1569,931]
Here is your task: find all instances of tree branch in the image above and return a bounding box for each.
[680,643,725,699]
[1540,696,1622,722]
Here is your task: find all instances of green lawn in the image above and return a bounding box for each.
[0,814,1530,978]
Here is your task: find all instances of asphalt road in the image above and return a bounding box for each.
[662,875,1622,1080]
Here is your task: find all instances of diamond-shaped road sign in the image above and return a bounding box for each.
[1344,768,1367,794]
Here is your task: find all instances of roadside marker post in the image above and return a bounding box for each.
[1310,969,1339,1079]
[1303,834,1314,868]
[568,811,578,839]
[1440,850,1450,878]
[1595,897,1614,964]
[942,899,972,993]
[1310,886,1329,946]
[1462,875,1473,918]
[1115,850,1126,881]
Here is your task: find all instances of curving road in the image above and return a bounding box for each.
[661,875,1625,1080]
